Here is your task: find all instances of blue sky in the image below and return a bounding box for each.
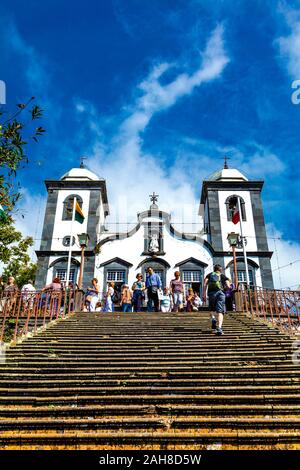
[1,0,300,287]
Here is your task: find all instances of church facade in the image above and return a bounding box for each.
[35,164,274,296]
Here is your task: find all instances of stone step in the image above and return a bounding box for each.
[1,394,300,406]
[0,377,298,387]
[0,416,299,431]
[1,404,299,418]
[0,385,299,397]
[1,365,299,374]
[1,430,300,449]
[1,311,299,448]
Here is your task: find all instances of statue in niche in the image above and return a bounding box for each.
[149,233,159,253]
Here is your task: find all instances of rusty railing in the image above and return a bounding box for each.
[238,286,300,335]
[0,288,84,343]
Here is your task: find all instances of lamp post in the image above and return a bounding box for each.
[227,232,239,288]
[77,233,89,289]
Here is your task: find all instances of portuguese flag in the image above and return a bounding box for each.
[232,207,240,225]
[75,201,85,224]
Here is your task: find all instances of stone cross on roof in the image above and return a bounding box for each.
[223,155,230,169]
[80,156,88,169]
[149,192,159,206]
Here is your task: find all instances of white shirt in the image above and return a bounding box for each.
[21,283,36,293]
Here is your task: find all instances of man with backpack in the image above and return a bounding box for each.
[202,264,230,336]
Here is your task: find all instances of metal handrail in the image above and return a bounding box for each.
[238,285,300,335]
[0,288,84,343]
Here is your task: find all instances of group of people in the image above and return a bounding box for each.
[84,266,236,335]
[0,276,36,297]
[1,264,235,336]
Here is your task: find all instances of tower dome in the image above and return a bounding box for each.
[206,167,248,182]
[60,167,101,181]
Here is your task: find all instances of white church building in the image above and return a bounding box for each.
[35,163,274,296]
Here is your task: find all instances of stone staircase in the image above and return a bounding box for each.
[0,311,299,450]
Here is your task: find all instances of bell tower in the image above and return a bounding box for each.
[35,165,109,289]
[200,164,273,289]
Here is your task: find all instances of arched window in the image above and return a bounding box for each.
[225,195,246,222]
[62,195,83,221]
[226,258,258,288]
[49,257,80,286]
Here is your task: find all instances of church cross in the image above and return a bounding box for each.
[149,192,159,205]
[223,155,230,169]
[80,156,88,169]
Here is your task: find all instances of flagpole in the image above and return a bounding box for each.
[237,196,250,287]
[66,196,76,288]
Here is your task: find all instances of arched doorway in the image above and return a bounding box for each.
[137,258,171,288]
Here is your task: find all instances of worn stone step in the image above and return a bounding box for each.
[0,430,300,449]
[1,369,299,379]
[0,385,299,397]
[1,394,300,406]
[1,404,300,418]
[0,416,299,431]
[0,377,298,388]
[1,311,299,448]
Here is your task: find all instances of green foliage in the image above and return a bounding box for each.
[0,96,45,212]
[0,98,45,287]
[0,221,37,287]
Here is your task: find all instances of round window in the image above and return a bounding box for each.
[62,236,75,247]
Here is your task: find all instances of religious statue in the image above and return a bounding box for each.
[149,233,159,253]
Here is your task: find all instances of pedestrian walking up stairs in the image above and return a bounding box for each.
[0,311,300,450]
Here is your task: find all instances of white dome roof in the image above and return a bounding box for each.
[60,167,100,181]
[207,168,248,182]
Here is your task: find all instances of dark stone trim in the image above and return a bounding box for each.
[49,257,80,268]
[141,251,166,256]
[100,257,133,268]
[39,189,58,251]
[225,257,260,269]
[175,257,208,268]
[136,257,171,269]
[35,256,50,290]
[35,250,95,257]
[87,190,102,246]
[214,250,273,258]
[45,179,109,215]
[250,190,269,252]
[212,256,225,270]
[200,180,264,204]
[259,257,274,289]
[82,255,96,290]
[95,208,215,256]
[206,190,223,251]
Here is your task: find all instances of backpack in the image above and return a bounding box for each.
[208,272,223,291]
[111,290,120,304]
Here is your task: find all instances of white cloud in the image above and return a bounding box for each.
[13,190,46,260]
[83,25,229,230]
[238,151,286,178]
[268,224,300,289]
[121,25,228,138]
[277,3,300,78]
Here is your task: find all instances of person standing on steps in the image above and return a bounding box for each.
[86,278,100,312]
[145,267,162,312]
[169,271,184,312]
[225,279,236,312]
[202,264,230,336]
[121,284,133,312]
[102,281,115,312]
[160,287,173,312]
[186,287,194,312]
[132,273,146,312]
